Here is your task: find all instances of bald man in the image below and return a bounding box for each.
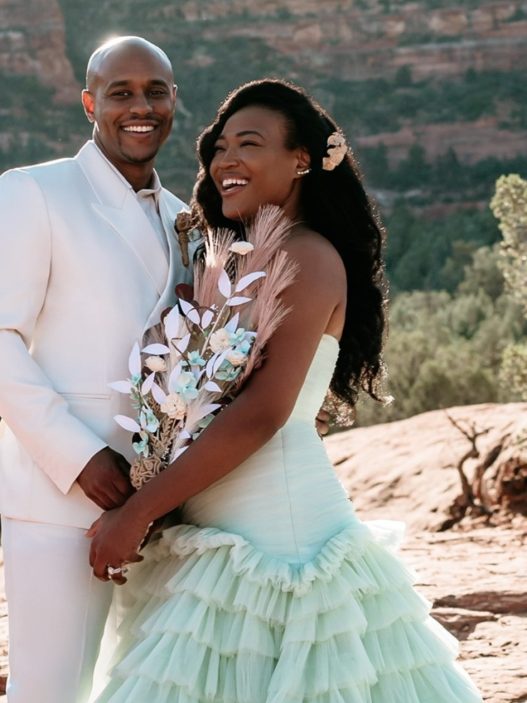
[0,37,197,703]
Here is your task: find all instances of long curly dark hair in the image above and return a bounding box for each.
[192,78,387,409]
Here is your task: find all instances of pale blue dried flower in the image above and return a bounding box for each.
[132,431,150,457]
[140,408,159,433]
[187,351,206,367]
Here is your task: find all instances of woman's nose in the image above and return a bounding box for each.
[217,146,239,166]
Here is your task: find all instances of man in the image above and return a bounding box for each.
[0,36,196,703]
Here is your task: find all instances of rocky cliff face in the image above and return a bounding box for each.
[0,0,526,201]
[0,0,79,104]
[182,0,527,80]
[177,0,527,170]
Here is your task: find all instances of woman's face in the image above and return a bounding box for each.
[210,105,308,221]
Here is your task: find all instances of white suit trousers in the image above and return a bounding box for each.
[1,518,113,703]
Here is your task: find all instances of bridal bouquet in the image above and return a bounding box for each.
[111,206,297,489]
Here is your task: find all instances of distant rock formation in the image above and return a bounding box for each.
[0,0,79,104]
[182,0,527,80]
[327,402,527,531]
[1,0,526,185]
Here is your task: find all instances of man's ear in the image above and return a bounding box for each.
[81,89,95,124]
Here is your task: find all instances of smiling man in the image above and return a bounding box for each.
[0,37,195,703]
[82,38,177,190]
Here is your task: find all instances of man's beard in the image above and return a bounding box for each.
[123,149,159,164]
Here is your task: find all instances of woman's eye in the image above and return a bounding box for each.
[213,144,225,153]
[240,141,258,147]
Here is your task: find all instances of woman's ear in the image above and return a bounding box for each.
[295,148,311,178]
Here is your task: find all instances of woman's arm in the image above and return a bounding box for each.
[89,231,346,577]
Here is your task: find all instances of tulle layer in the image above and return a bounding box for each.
[96,523,482,703]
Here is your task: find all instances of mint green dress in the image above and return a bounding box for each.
[95,335,483,702]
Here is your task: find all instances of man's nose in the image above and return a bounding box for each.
[129,92,153,115]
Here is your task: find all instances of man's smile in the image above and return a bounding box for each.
[121,122,158,135]
[122,125,156,133]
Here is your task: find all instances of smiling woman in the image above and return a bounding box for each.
[81,37,177,191]
[209,105,310,222]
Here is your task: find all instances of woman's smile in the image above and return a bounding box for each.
[219,176,249,198]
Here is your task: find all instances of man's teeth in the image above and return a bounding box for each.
[222,178,248,189]
[123,125,155,133]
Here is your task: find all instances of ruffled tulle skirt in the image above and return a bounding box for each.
[94,520,482,703]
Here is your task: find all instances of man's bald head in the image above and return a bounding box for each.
[86,36,173,90]
[81,35,177,190]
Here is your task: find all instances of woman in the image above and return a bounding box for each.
[91,79,482,702]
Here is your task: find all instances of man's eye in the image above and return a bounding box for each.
[110,91,130,98]
[150,90,168,97]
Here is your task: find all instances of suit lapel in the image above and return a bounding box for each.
[144,192,189,329]
[92,197,168,298]
[76,142,168,298]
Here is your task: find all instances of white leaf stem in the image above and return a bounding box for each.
[174,333,191,354]
[179,299,201,326]
[114,415,141,433]
[204,381,222,392]
[142,343,170,355]
[164,306,181,340]
[141,372,156,395]
[151,382,167,405]
[108,380,132,394]
[168,363,183,392]
[224,312,240,333]
[201,309,214,329]
[235,271,266,292]
[128,342,141,376]
[218,269,232,298]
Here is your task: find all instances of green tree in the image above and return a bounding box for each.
[457,244,504,300]
[490,174,527,399]
[355,258,526,425]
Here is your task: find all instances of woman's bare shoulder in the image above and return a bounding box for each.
[283,226,346,286]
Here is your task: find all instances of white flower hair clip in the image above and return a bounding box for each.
[322,131,347,171]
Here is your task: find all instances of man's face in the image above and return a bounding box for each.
[82,46,176,177]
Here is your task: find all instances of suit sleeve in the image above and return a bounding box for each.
[0,169,107,494]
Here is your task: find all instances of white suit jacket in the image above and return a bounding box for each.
[0,141,194,528]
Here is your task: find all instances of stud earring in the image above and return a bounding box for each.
[296,167,311,176]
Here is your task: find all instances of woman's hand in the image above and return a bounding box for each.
[86,506,150,584]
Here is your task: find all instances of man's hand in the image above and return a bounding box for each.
[316,409,331,438]
[77,447,133,510]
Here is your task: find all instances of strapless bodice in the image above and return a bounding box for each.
[182,334,354,564]
[288,334,339,422]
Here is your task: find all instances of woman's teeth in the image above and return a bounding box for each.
[222,178,248,189]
